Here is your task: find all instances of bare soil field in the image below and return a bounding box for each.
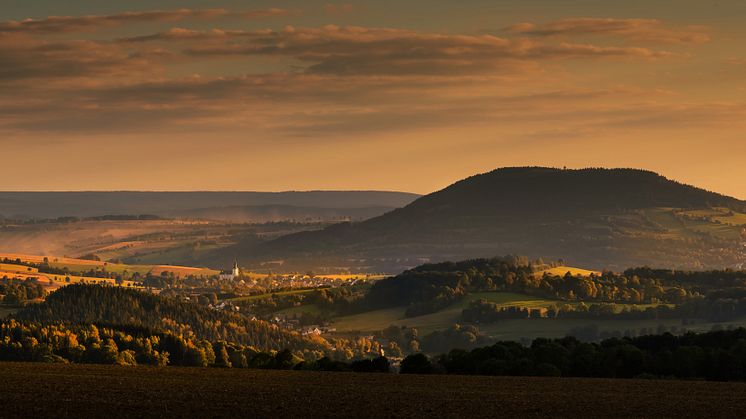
[2,362,746,418]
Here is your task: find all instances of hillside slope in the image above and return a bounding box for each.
[239,168,746,272]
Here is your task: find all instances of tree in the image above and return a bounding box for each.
[371,356,390,372]
[273,349,296,369]
[183,344,208,367]
[213,342,232,368]
[400,353,432,374]
[387,342,404,358]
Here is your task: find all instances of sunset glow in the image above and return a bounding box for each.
[2,1,745,197]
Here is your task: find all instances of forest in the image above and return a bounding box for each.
[5,314,746,382]
[13,284,331,358]
[353,256,746,320]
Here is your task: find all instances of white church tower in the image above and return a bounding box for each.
[219,260,241,281]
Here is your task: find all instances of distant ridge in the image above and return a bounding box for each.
[0,191,420,220]
[237,167,746,272]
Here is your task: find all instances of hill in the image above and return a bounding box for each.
[0,191,420,222]
[240,168,746,272]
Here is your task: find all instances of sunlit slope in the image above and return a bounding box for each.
[0,253,218,277]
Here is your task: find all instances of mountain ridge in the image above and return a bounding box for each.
[0,191,420,220]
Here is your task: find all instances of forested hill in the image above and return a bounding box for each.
[14,285,329,354]
[243,168,746,272]
[400,167,746,215]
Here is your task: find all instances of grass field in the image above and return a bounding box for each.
[1,362,746,418]
[644,208,745,241]
[0,253,219,278]
[0,261,140,289]
[680,207,746,226]
[0,263,38,274]
[644,208,702,239]
[331,291,676,337]
[332,292,560,334]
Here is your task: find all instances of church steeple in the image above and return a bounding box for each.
[232,260,240,277]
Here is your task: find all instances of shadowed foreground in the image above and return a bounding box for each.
[2,362,746,418]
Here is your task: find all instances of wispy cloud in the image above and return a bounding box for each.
[505,18,710,44]
[0,34,159,83]
[0,8,291,34]
[161,25,673,76]
[0,12,721,141]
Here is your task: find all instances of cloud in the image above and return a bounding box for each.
[5,70,728,139]
[0,8,291,34]
[505,18,710,44]
[0,34,158,83]
[171,25,671,76]
[0,17,709,139]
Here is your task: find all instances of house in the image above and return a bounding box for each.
[301,326,322,336]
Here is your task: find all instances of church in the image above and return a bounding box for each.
[219,260,240,281]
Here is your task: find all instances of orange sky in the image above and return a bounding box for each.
[1,1,745,198]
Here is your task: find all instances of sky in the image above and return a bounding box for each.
[2,1,745,198]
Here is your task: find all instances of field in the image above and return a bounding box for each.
[0,263,140,290]
[644,208,745,241]
[679,207,746,226]
[0,263,38,273]
[534,266,601,277]
[0,254,223,293]
[0,253,219,278]
[0,218,335,270]
[1,362,746,418]
[329,291,687,339]
[330,291,640,333]
[332,292,562,334]
[0,220,223,260]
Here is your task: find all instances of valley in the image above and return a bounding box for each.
[2,168,746,386]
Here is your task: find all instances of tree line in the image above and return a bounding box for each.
[399,328,746,381]
[351,256,746,318]
[7,315,746,382]
[0,318,394,372]
[0,278,47,305]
